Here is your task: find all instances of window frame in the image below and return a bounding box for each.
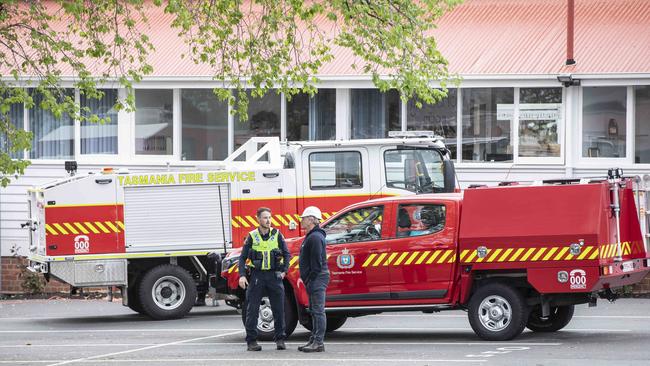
[308,150,364,190]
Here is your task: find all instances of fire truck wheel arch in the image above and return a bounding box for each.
[467,283,529,341]
[137,264,197,320]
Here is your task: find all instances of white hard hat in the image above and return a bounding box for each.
[300,206,322,221]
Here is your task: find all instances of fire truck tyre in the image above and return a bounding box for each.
[138,264,197,320]
[468,283,528,341]
[127,282,144,314]
[241,295,298,341]
[526,305,575,332]
[302,315,347,333]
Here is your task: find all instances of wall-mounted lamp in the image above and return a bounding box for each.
[557,74,581,87]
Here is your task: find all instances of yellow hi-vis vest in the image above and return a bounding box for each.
[249,228,280,270]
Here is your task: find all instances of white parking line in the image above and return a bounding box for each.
[1,358,487,364]
[0,342,562,348]
[46,330,244,366]
[0,327,631,333]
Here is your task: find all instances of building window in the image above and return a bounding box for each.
[462,88,514,162]
[135,89,173,155]
[1,100,24,159]
[351,89,400,139]
[181,89,228,161]
[80,89,118,155]
[518,88,562,158]
[582,87,626,158]
[309,151,363,189]
[287,89,336,141]
[29,90,74,159]
[635,86,650,163]
[234,90,281,148]
[407,89,457,158]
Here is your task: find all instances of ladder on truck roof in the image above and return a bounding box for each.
[223,137,284,168]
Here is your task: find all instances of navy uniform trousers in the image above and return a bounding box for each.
[244,270,286,343]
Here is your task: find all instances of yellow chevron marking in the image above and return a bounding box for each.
[362,254,377,267]
[84,222,100,234]
[245,216,259,227]
[62,223,79,235]
[74,222,90,234]
[459,250,470,262]
[105,221,120,233]
[393,252,410,266]
[531,247,547,261]
[116,221,125,230]
[498,248,513,262]
[437,250,452,264]
[509,248,526,262]
[590,249,600,260]
[609,244,616,258]
[294,214,301,221]
[53,223,69,235]
[577,246,593,260]
[623,242,630,255]
[520,248,536,262]
[415,251,431,265]
[404,251,420,265]
[290,257,299,267]
[543,247,559,261]
[486,248,502,262]
[275,215,289,226]
[426,250,442,264]
[464,250,478,263]
[45,224,58,235]
[228,264,237,273]
[553,247,569,261]
[285,215,296,223]
[237,216,251,228]
[270,218,280,227]
[231,219,240,228]
[383,252,398,266]
[322,212,331,219]
[564,251,574,260]
[373,253,388,267]
[353,213,364,221]
[475,249,490,263]
[94,222,111,234]
[447,254,457,263]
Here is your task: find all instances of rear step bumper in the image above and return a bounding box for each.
[593,257,650,290]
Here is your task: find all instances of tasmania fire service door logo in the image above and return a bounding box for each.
[337,249,355,269]
[569,269,587,290]
[74,235,90,254]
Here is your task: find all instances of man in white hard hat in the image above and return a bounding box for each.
[297,206,330,353]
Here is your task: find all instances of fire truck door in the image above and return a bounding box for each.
[387,201,457,303]
[321,204,392,305]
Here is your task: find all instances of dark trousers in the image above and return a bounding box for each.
[307,272,330,344]
[244,270,286,343]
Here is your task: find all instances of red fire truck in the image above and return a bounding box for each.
[24,134,455,320]
[221,169,650,341]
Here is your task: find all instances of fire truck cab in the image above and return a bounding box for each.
[24,134,455,320]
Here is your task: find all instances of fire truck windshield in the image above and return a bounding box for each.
[384,148,445,194]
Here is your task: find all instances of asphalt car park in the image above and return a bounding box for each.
[1,298,649,365]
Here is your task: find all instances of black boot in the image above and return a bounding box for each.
[297,340,313,351]
[301,342,324,353]
[276,340,286,350]
[247,341,262,351]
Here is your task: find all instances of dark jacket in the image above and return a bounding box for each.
[299,226,329,285]
[239,228,291,278]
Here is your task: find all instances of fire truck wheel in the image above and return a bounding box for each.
[302,315,348,333]
[468,283,528,341]
[526,305,575,332]
[241,294,298,341]
[127,282,144,314]
[138,264,197,320]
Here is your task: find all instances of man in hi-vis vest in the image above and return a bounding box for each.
[238,207,291,351]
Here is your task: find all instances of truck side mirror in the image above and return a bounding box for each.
[442,160,456,193]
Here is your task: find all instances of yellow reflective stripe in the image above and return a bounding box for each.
[426,250,442,264]
[231,219,240,228]
[475,249,489,263]
[464,250,478,263]
[85,222,100,234]
[531,247,547,261]
[486,248,502,262]
[275,215,289,226]
[415,251,431,265]
[373,253,387,267]
[553,247,569,261]
[104,221,120,232]
[519,248,536,262]
[447,254,456,263]
[577,246,593,260]
[53,223,69,235]
[228,264,237,273]
[543,247,559,261]
[383,252,398,266]
[459,249,470,262]
[590,249,600,260]
[404,251,420,265]
[362,254,377,267]
[45,224,58,235]
[73,222,89,234]
[322,212,331,219]
[94,221,111,234]
[393,252,410,266]
[270,217,280,227]
[245,216,258,227]
[289,257,299,267]
[62,223,79,235]
[497,248,513,262]
[285,215,296,223]
[353,213,364,221]
[509,248,525,262]
[437,250,452,263]
[237,216,251,228]
[117,221,125,230]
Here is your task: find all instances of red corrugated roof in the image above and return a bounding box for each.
[8,0,650,78]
